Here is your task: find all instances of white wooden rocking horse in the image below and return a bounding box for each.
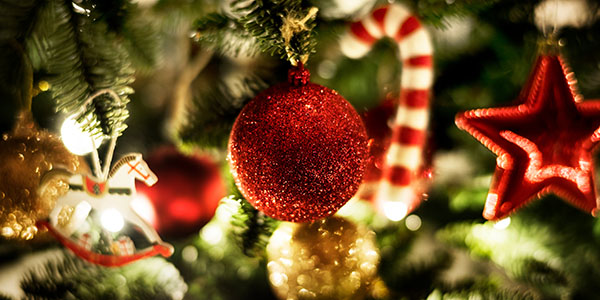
[38,153,173,267]
[37,89,173,267]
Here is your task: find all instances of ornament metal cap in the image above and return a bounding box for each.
[538,33,561,55]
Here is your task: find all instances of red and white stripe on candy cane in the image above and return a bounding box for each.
[340,3,433,221]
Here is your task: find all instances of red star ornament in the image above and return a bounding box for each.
[455,54,600,220]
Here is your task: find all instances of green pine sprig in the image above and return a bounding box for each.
[194,13,261,58]
[0,0,39,42]
[194,0,318,65]
[229,192,280,258]
[233,0,317,65]
[25,0,134,137]
[20,251,186,300]
[178,67,270,149]
[406,0,502,28]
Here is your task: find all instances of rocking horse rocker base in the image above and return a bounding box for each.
[38,220,173,267]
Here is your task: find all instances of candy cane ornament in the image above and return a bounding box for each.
[339,3,434,221]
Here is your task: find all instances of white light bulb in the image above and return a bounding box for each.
[101,208,125,232]
[60,115,104,155]
[382,201,408,222]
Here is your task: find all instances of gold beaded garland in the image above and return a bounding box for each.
[0,112,85,240]
[266,217,380,300]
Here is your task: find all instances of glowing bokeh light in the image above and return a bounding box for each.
[60,115,104,155]
[101,208,125,232]
[382,201,408,221]
[493,217,511,230]
[405,214,422,231]
[131,193,157,226]
[200,223,223,245]
[181,245,199,262]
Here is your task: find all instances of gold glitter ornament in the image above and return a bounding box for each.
[0,111,85,240]
[266,217,380,300]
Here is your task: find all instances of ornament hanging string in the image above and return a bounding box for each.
[553,0,558,34]
[536,0,562,37]
[280,6,318,66]
[73,89,124,180]
[339,3,434,219]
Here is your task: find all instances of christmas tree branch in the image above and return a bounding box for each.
[429,287,539,300]
[87,0,162,72]
[4,40,33,112]
[194,13,261,58]
[233,0,318,65]
[178,66,270,149]
[230,196,279,257]
[25,0,133,136]
[166,47,213,138]
[20,251,186,300]
[0,0,39,41]
[405,0,501,28]
[119,13,162,73]
[437,196,600,299]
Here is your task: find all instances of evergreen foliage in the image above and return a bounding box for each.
[230,196,279,257]
[405,0,502,28]
[178,59,272,149]
[194,0,317,65]
[232,0,317,65]
[427,287,538,300]
[169,199,276,300]
[25,0,134,136]
[194,13,260,58]
[438,196,600,299]
[2,0,600,299]
[0,0,38,41]
[19,251,186,300]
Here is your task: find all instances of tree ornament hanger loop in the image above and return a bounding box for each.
[74,88,125,180]
[280,6,318,66]
[535,0,571,38]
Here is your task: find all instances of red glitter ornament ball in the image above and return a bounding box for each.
[228,64,368,222]
[135,147,225,238]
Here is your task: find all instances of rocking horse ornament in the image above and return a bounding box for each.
[36,90,173,267]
